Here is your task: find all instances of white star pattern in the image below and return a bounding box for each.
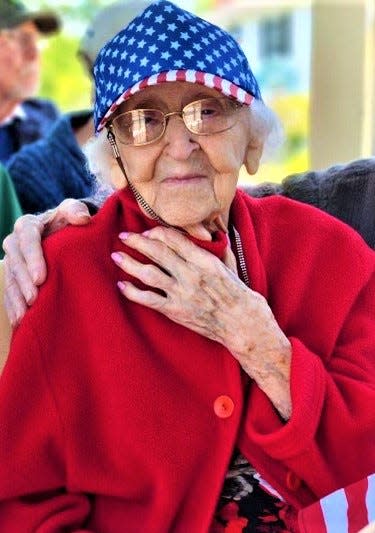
[94,0,262,131]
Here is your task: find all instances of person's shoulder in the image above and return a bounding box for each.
[245,157,375,205]
[43,191,121,265]
[21,98,60,117]
[239,189,374,260]
[22,98,60,121]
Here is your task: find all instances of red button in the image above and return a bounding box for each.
[214,395,234,418]
[286,471,302,491]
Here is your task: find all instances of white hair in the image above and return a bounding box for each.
[248,99,285,161]
[84,97,284,187]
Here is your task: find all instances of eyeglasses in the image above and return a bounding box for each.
[108,97,244,146]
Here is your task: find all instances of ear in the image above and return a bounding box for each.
[244,137,264,175]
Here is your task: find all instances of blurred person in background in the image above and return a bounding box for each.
[6,0,151,214]
[0,0,60,164]
[0,164,22,260]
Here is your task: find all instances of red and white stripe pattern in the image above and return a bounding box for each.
[298,474,375,533]
[97,69,254,131]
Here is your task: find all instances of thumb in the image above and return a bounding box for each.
[223,241,238,276]
[59,199,91,226]
[44,199,91,235]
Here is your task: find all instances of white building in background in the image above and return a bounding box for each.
[204,0,375,169]
[231,7,311,98]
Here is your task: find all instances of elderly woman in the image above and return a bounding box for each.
[0,2,374,532]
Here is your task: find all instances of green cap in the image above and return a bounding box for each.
[0,0,60,34]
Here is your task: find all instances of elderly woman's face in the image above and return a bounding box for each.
[115,82,256,229]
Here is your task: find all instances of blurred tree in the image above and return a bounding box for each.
[39,34,92,112]
[35,0,113,112]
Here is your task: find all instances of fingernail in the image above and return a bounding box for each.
[142,230,150,237]
[119,232,129,240]
[117,281,126,291]
[26,291,36,304]
[31,269,42,284]
[111,252,123,263]
[72,205,89,216]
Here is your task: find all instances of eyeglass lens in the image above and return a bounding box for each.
[111,97,241,145]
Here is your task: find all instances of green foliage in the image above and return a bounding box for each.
[240,93,310,185]
[39,33,92,112]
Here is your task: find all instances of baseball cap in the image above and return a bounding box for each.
[93,0,261,132]
[0,0,60,34]
[78,0,152,66]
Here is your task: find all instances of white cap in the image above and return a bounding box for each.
[79,0,152,66]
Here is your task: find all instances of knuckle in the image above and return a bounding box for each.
[142,264,160,283]
[2,233,15,254]
[59,198,80,215]
[14,214,37,232]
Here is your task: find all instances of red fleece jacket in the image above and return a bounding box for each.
[0,188,374,532]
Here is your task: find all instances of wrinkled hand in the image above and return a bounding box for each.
[3,199,91,326]
[112,226,292,419]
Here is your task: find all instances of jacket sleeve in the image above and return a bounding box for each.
[0,323,93,532]
[241,270,375,500]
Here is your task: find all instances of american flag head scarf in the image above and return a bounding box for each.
[93,0,262,132]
